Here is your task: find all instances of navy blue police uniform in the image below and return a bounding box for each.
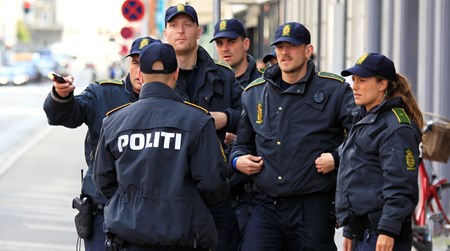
[174,45,242,145]
[43,36,156,251]
[94,81,229,250]
[237,55,262,88]
[336,98,421,250]
[230,58,356,250]
[336,53,422,251]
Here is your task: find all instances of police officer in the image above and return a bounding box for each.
[229,22,356,250]
[336,53,423,251]
[210,18,262,89]
[94,42,229,251]
[262,50,277,67]
[164,4,241,251]
[43,36,157,251]
[210,17,262,237]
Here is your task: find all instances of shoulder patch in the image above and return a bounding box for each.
[183,101,208,114]
[244,77,266,91]
[95,79,123,85]
[258,68,266,74]
[318,71,345,83]
[391,108,411,125]
[213,59,232,70]
[106,103,132,116]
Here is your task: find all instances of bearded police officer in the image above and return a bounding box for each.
[94,42,229,251]
[43,36,157,251]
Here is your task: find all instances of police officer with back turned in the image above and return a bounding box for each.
[94,41,229,251]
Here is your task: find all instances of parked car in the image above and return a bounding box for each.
[14,61,43,83]
[0,65,31,86]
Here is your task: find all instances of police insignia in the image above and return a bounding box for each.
[177,4,185,12]
[139,39,149,49]
[219,20,227,31]
[357,53,369,65]
[282,24,290,36]
[405,148,416,171]
[313,91,325,103]
[256,103,263,124]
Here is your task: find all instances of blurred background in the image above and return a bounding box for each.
[0,0,449,250]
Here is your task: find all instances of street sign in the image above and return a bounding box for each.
[121,0,145,22]
[120,26,134,39]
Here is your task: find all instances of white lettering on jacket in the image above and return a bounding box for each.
[118,132,182,152]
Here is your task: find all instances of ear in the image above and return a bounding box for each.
[305,44,314,58]
[196,26,203,39]
[379,79,388,92]
[243,38,250,51]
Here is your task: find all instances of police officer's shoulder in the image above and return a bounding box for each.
[258,68,265,74]
[390,107,411,125]
[213,58,233,71]
[95,79,123,86]
[317,71,345,83]
[244,77,266,91]
[183,101,209,114]
[106,103,132,116]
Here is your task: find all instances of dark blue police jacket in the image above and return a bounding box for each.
[336,97,421,237]
[174,46,242,145]
[43,74,139,204]
[230,60,356,197]
[94,82,229,249]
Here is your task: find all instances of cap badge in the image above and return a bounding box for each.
[177,4,185,12]
[256,103,263,124]
[219,20,227,31]
[282,24,291,36]
[139,39,149,49]
[356,53,369,65]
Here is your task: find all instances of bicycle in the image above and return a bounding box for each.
[412,119,450,251]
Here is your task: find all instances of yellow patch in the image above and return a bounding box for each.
[405,148,416,171]
[177,4,185,12]
[282,24,290,36]
[219,20,227,31]
[106,103,132,116]
[139,38,150,49]
[256,103,263,124]
[183,101,208,113]
[356,53,369,65]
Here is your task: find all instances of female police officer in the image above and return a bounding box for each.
[336,53,423,251]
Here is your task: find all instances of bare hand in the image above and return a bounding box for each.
[343,237,352,251]
[53,75,75,98]
[209,111,227,130]
[315,152,335,174]
[235,154,263,175]
[376,234,394,251]
[224,132,236,145]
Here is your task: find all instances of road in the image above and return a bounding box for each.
[0,82,448,251]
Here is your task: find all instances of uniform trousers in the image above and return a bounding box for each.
[240,192,336,251]
[84,213,106,251]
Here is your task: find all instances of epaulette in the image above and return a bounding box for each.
[318,71,345,83]
[391,108,411,125]
[183,101,208,114]
[95,79,123,85]
[258,68,266,74]
[213,59,233,70]
[244,77,266,91]
[106,103,132,116]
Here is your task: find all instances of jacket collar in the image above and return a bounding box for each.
[124,73,139,101]
[357,97,403,125]
[263,59,315,93]
[139,82,183,102]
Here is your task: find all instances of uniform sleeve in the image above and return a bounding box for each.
[223,77,243,134]
[93,121,118,199]
[378,127,420,236]
[43,84,96,129]
[190,119,229,205]
[229,100,257,165]
[338,82,358,132]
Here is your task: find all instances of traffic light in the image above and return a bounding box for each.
[23,1,31,14]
